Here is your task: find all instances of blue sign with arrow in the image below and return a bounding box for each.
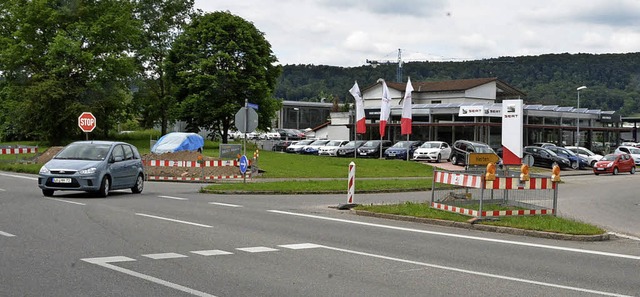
[239,155,248,174]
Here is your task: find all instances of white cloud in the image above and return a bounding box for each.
[195,0,640,67]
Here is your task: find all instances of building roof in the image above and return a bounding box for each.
[365,77,526,99]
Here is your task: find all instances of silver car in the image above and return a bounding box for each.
[38,141,145,197]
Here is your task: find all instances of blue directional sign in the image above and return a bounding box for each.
[247,102,259,110]
[239,155,249,174]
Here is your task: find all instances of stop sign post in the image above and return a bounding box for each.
[78,112,96,140]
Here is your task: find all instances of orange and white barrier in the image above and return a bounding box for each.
[144,158,250,181]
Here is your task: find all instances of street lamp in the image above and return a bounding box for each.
[576,86,587,146]
[293,107,300,130]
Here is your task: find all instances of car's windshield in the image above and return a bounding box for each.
[559,148,577,157]
[326,140,343,146]
[602,154,617,161]
[309,140,329,146]
[475,146,494,154]
[421,142,441,148]
[55,143,111,161]
[362,141,380,147]
[343,141,363,148]
[296,140,314,145]
[392,141,412,148]
[628,147,640,154]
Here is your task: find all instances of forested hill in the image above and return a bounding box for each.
[275,52,640,115]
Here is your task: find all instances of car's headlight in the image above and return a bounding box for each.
[79,167,97,175]
[39,166,49,174]
[606,163,613,168]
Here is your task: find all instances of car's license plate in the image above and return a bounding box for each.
[389,153,396,156]
[596,168,605,171]
[359,153,366,155]
[52,177,72,183]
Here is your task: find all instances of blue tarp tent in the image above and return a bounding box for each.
[151,132,204,154]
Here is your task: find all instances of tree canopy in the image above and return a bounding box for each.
[167,11,282,143]
[0,0,140,144]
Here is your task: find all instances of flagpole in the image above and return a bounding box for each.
[406,134,410,161]
[353,106,357,159]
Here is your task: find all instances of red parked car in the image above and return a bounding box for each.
[592,153,636,175]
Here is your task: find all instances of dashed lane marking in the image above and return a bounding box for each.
[236,246,279,253]
[142,253,189,260]
[0,230,16,237]
[208,202,243,208]
[45,198,86,206]
[158,195,188,201]
[135,213,212,228]
[191,250,234,256]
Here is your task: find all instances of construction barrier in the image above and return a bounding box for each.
[0,147,38,155]
[431,169,558,218]
[143,158,250,182]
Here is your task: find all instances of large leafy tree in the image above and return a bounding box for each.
[132,0,194,135]
[0,0,140,144]
[167,11,282,143]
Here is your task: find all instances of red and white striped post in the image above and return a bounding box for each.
[338,161,358,210]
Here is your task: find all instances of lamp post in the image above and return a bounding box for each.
[293,107,300,130]
[576,86,587,146]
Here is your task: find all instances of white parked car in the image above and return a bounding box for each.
[317,140,349,156]
[285,139,315,153]
[565,146,603,167]
[614,145,640,165]
[413,141,451,162]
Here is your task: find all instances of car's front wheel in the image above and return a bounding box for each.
[631,166,636,174]
[451,155,458,165]
[613,167,619,175]
[42,189,54,197]
[97,176,110,197]
[131,174,144,193]
[436,154,441,163]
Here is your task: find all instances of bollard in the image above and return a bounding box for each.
[337,161,358,210]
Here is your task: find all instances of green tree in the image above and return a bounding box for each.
[132,0,195,135]
[0,0,140,144]
[167,11,282,143]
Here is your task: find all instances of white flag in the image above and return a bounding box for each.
[349,81,366,134]
[401,77,413,135]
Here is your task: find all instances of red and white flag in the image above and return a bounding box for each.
[349,81,366,134]
[378,79,392,138]
[400,77,414,135]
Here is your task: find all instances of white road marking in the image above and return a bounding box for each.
[81,256,216,297]
[267,210,640,261]
[608,232,640,241]
[135,213,213,228]
[208,202,242,208]
[0,230,16,237]
[236,246,279,253]
[0,172,37,181]
[279,243,323,250]
[142,253,188,260]
[191,250,234,256]
[158,195,188,201]
[320,245,632,297]
[45,198,86,206]
[0,188,6,191]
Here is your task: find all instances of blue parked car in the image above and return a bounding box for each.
[38,141,145,197]
[383,140,423,160]
[547,146,588,169]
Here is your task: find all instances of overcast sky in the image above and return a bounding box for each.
[195,0,640,67]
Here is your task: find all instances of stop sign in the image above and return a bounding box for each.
[78,112,96,132]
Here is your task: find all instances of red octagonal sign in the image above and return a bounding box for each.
[78,112,96,132]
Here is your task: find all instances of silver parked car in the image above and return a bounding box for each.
[38,141,145,197]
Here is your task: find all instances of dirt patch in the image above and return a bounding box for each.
[36,148,241,178]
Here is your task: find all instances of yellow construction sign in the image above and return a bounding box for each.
[468,153,501,166]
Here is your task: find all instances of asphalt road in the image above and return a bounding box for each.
[1,171,639,297]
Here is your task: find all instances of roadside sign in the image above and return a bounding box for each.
[239,155,248,174]
[234,107,259,133]
[523,155,534,167]
[468,153,500,166]
[247,102,259,110]
[78,112,96,132]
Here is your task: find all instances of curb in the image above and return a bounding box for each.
[351,210,610,242]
